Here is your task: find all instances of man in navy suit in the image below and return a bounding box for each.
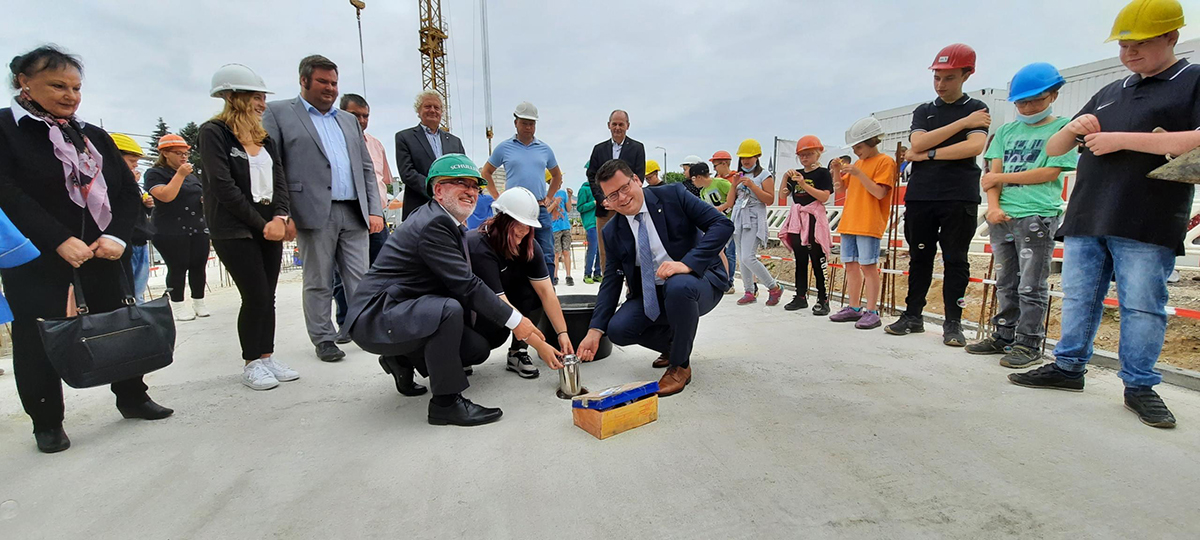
[577,160,733,396]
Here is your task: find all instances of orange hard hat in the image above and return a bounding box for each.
[795,135,824,154]
[157,134,190,151]
[710,150,732,161]
[929,43,976,73]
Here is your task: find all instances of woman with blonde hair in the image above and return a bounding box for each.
[198,64,297,391]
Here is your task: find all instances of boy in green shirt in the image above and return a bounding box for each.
[966,62,1078,368]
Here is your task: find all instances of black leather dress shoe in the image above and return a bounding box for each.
[316,341,346,362]
[335,335,353,345]
[379,356,428,396]
[428,396,502,426]
[35,428,71,454]
[118,399,175,420]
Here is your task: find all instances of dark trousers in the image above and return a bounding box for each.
[787,216,828,303]
[334,229,389,326]
[365,299,491,396]
[1,257,149,433]
[153,233,210,302]
[474,290,543,353]
[607,273,723,368]
[212,236,283,360]
[903,200,978,321]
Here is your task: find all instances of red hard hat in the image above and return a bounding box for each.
[929,43,976,73]
[710,150,732,161]
[795,135,824,154]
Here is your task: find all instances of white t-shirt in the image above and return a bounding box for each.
[248,149,273,203]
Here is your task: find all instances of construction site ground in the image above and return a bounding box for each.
[2,252,1200,539]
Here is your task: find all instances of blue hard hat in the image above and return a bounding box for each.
[1008,62,1066,102]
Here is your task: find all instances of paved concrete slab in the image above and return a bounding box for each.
[2,269,1199,539]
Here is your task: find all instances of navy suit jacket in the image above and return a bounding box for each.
[589,183,733,333]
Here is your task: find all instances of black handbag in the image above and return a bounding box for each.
[36,267,176,388]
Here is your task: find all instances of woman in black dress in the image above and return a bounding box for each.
[0,46,172,454]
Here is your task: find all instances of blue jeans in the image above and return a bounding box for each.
[536,207,555,281]
[1054,236,1175,388]
[130,243,151,304]
[724,236,736,288]
[584,227,599,277]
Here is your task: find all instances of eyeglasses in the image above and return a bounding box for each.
[1014,94,1052,108]
[165,150,190,157]
[603,177,634,203]
[439,178,482,194]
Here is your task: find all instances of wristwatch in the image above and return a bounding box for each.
[927,149,937,160]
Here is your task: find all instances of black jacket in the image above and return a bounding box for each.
[0,108,139,252]
[394,124,466,220]
[197,120,289,240]
[585,137,645,218]
[340,201,513,351]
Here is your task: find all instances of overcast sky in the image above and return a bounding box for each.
[5,0,1197,192]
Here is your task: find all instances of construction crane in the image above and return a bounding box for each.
[418,0,451,132]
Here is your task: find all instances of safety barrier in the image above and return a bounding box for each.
[765,201,1200,270]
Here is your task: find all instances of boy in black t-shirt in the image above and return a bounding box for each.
[885,43,991,347]
[1008,0,1197,429]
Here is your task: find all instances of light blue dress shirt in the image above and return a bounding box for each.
[300,96,356,201]
[423,125,443,159]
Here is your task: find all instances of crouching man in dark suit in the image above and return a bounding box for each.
[339,154,561,426]
[577,160,734,396]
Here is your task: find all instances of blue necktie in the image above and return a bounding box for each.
[635,214,661,321]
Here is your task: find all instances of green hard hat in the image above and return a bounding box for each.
[426,153,487,196]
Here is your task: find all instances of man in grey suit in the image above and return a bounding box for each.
[339,154,557,426]
[262,55,384,362]
[394,90,466,220]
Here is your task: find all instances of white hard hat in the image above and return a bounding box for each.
[680,155,704,166]
[513,101,539,121]
[492,187,542,228]
[210,63,272,98]
[845,116,884,146]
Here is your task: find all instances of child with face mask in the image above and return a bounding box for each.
[729,139,785,306]
[966,63,1078,369]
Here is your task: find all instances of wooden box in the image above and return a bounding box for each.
[571,381,659,440]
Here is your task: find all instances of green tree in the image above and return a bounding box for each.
[178,121,202,176]
[147,117,170,159]
[663,171,686,185]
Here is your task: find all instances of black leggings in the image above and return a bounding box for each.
[212,236,283,360]
[153,233,210,302]
[787,221,828,303]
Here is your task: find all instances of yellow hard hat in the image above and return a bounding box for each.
[737,138,762,158]
[1107,0,1185,42]
[545,169,552,182]
[645,160,661,177]
[110,133,144,157]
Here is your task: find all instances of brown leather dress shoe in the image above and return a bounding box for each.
[657,365,692,397]
[651,352,670,369]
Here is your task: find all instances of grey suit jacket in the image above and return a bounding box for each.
[338,201,514,353]
[261,97,381,229]
[394,124,466,220]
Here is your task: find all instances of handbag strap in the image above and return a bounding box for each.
[72,197,136,316]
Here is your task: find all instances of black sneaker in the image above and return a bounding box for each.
[565,276,575,286]
[1008,364,1085,392]
[999,344,1043,369]
[966,337,1010,355]
[942,320,966,347]
[811,301,830,316]
[1124,387,1176,428]
[784,295,808,311]
[885,314,925,335]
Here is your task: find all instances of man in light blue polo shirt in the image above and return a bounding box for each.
[481,101,564,280]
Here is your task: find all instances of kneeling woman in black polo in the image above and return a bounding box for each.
[467,187,574,380]
[198,63,298,392]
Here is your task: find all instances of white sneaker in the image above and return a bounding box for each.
[1168,270,1181,284]
[260,356,299,382]
[171,300,196,321]
[242,360,280,390]
[506,350,540,379]
[192,298,210,317]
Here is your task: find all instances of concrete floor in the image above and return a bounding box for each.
[2,262,1199,539]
